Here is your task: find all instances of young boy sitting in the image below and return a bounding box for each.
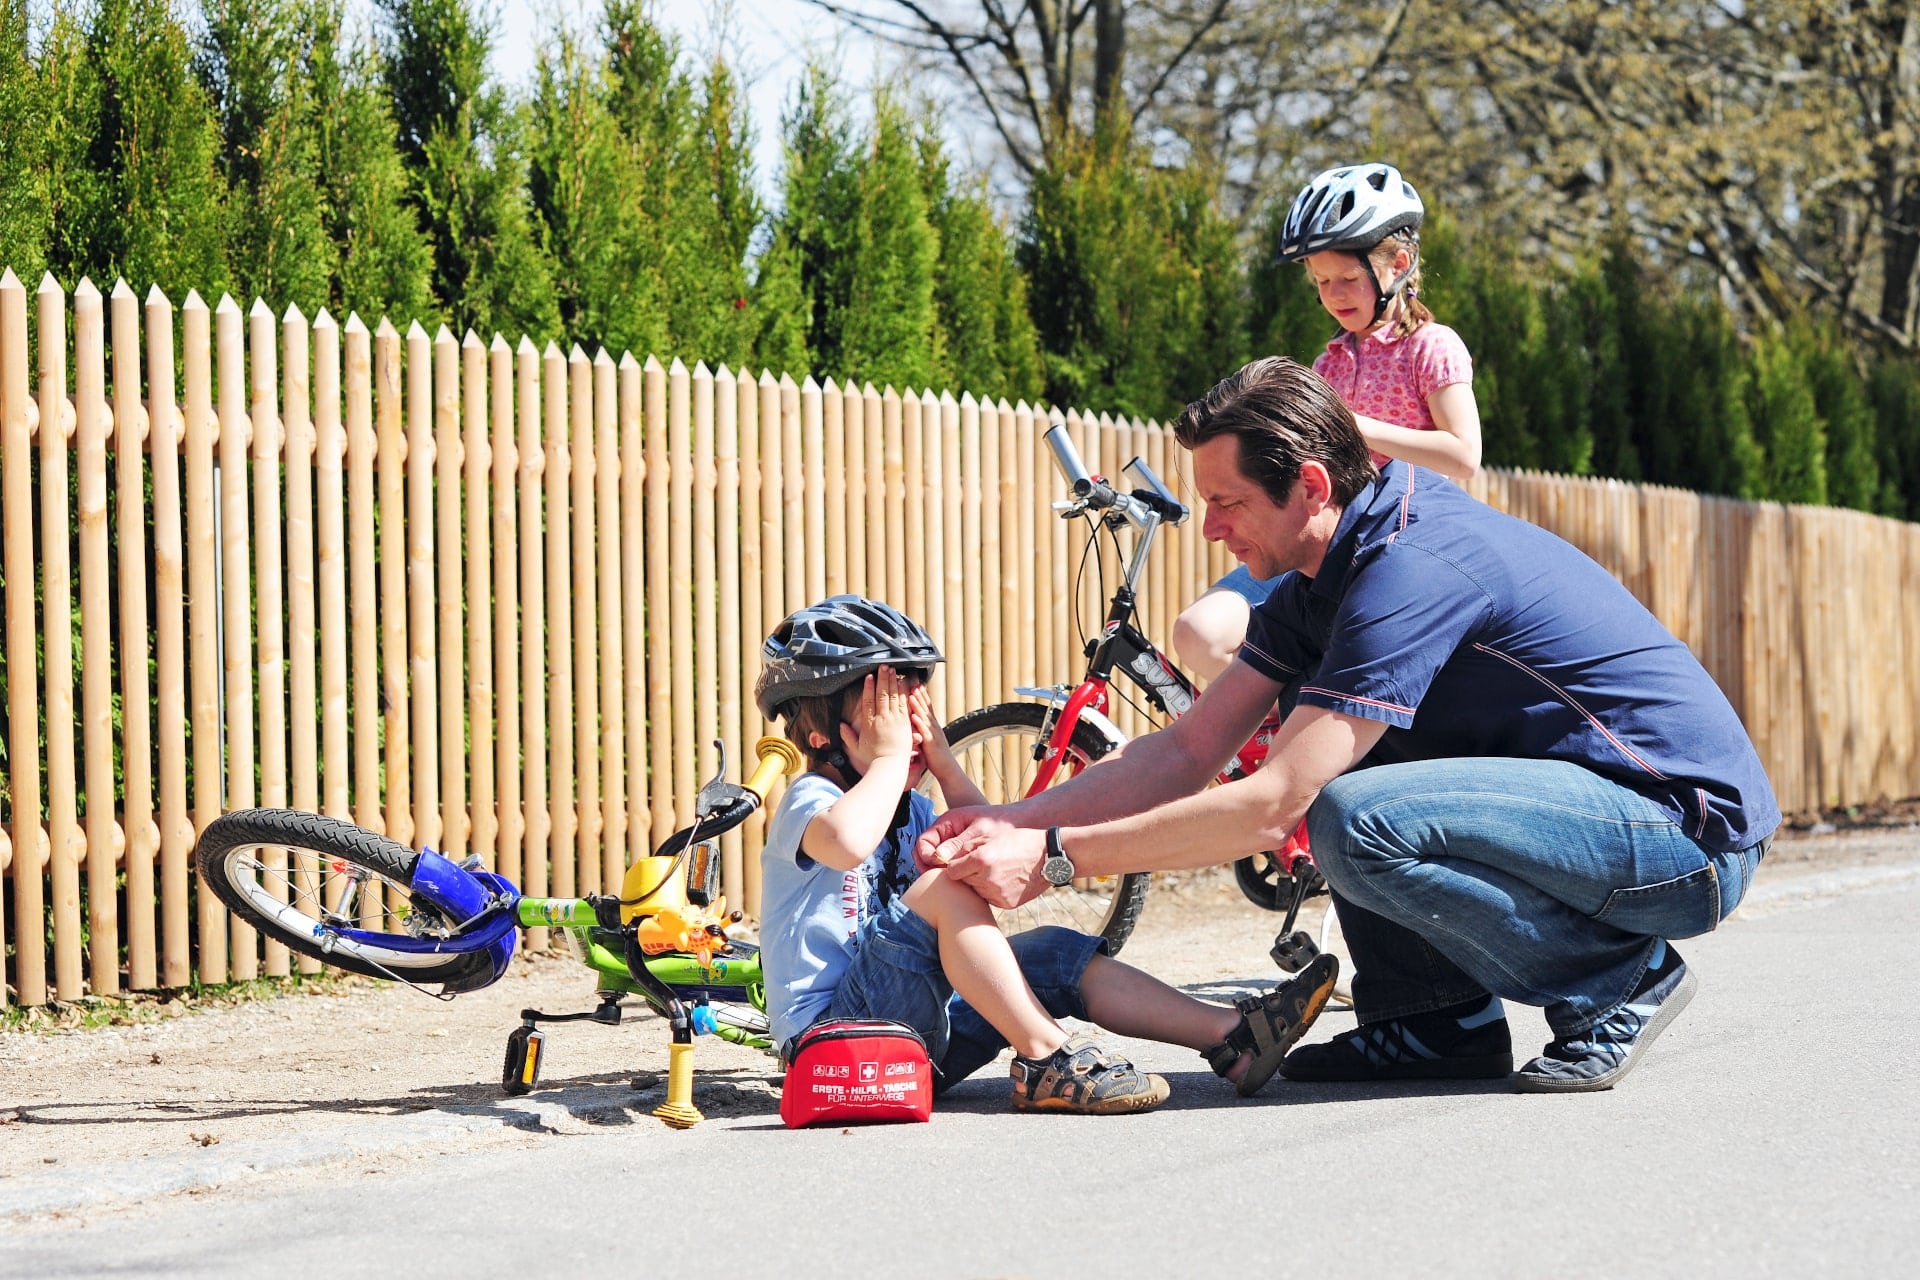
[755,594,1339,1113]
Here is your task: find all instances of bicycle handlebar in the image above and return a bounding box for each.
[1042,423,1188,527]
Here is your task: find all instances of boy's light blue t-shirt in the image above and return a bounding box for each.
[759,771,934,1049]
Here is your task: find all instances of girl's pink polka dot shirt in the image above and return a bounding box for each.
[1312,321,1473,465]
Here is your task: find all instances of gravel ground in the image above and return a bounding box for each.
[3,822,1915,1206]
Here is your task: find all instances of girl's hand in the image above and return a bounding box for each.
[840,666,914,772]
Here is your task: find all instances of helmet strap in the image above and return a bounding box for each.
[1365,244,1420,329]
[825,746,860,783]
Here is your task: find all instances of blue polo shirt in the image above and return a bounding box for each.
[1239,462,1780,852]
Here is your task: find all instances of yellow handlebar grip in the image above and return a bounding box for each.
[745,736,803,801]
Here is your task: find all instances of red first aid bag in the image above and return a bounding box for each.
[780,1018,935,1128]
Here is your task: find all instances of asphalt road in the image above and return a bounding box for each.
[5,870,1916,1279]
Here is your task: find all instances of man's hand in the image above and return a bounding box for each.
[913,805,1000,872]
[915,810,1049,909]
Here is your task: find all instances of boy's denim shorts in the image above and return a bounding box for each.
[823,894,1105,1091]
[1212,563,1284,606]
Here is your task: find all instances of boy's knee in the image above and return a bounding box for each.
[903,867,992,929]
[1171,592,1251,682]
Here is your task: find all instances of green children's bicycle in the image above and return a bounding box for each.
[196,736,803,1128]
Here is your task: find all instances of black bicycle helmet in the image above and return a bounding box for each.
[754,594,944,721]
[1275,162,1424,263]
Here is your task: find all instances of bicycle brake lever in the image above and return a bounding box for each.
[694,739,731,819]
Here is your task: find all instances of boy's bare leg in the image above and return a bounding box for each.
[903,870,1067,1061]
[1079,953,1242,1053]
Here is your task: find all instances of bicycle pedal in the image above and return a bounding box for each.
[1270,930,1320,973]
[502,1025,544,1095]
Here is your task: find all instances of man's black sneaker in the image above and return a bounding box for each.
[1516,941,1695,1093]
[1280,994,1513,1082]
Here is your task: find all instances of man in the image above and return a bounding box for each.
[918,356,1778,1092]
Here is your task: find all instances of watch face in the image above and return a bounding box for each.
[1043,855,1074,887]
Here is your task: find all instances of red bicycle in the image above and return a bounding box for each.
[934,424,1332,972]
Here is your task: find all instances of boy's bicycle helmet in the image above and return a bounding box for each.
[755,594,944,721]
[1275,162,1424,263]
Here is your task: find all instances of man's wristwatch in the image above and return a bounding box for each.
[1041,827,1076,888]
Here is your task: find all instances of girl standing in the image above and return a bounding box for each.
[1173,162,1483,679]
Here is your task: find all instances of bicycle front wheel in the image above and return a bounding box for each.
[197,808,497,987]
[931,701,1150,953]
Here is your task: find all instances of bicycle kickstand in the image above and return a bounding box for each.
[1268,871,1322,974]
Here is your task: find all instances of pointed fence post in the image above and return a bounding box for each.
[618,352,646,868]
[544,340,577,906]
[489,334,521,882]
[715,364,743,904]
[516,337,550,949]
[75,278,122,996]
[568,345,601,892]
[464,330,496,868]
[593,346,623,894]
[432,325,464,860]
[113,280,158,991]
[375,318,411,868]
[3,269,44,1007]
[694,361,719,833]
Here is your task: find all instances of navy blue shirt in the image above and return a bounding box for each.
[1239,462,1780,852]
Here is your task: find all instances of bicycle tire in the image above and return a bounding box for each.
[197,808,496,987]
[930,701,1150,953]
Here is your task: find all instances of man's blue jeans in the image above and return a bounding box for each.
[1305,758,1767,1038]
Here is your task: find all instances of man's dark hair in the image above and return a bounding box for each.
[1172,356,1378,506]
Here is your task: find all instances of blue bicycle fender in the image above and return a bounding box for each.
[411,851,517,922]
[409,855,521,994]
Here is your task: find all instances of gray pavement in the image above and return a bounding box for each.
[4,864,1916,1278]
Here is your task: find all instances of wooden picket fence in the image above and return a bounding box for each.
[2,267,1917,1009]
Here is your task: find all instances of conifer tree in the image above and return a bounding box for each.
[1868,358,1920,520]
[0,0,49,284]
[677,52,759,364]
[380,0,556,341]
[1651,299,1757,499]
[306,0,434,324]
[1747,330,1827,505]
[198,0,332,310]
[1018,121,1247,420]
[990,253,1045,404]
[918,123,1037,402]
[1794,320,1880,513]
[763,64,862,378]
[835,90,938,392]
[749,231,809,379]
[537,3,760,364]
[529,23,647,354]
[33,10,100,288]
[1566,260,1635,482]
[46,0,230,298]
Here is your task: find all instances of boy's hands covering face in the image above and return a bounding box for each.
[839,665,915,773]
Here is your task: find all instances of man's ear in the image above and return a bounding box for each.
[807,729,832,751]
[1299,460,1335,507]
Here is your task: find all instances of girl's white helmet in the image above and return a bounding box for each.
[1276,163,1424,263]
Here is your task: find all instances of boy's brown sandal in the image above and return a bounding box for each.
[1201,952,1341,1097]
[1010,1032,1170,1114]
